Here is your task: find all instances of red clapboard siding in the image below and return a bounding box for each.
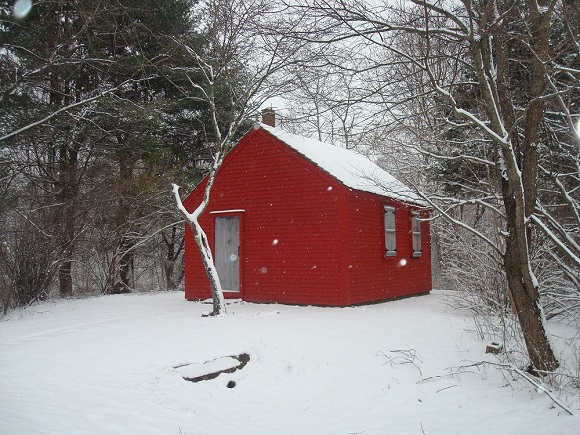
[183,125,431,306]
[184,128,349,306]
[345,192,432,305]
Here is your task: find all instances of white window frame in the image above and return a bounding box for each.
[411,211,422,257]
[384,206,396,256]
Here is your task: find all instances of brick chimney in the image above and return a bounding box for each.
[261,108,275,127]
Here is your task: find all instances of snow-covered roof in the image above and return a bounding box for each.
[259,124,424,206]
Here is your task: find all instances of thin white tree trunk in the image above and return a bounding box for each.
[172,183,226,316]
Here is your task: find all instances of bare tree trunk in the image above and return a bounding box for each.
[502,184,559,372]
[119,236,135,291]
[58,257,74,297]
[115,145,135,293]
[504,0,558,372]
[54,85,80,298]
[472,0,559,372]
[521,1,551,220]
[190,219,225,314]
[162,225,185,290]
[173,180,227,316]
[61,143,81,297]
[57,189,74,292]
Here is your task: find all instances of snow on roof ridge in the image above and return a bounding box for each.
[259,123,425,205]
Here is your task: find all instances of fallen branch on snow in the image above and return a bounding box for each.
[377,349,423,377]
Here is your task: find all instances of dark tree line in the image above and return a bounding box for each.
[0,0,251,311]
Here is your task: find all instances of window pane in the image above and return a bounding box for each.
[412,212,421,256]
[384,207,396,255]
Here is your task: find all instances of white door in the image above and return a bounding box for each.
[214,216,240,292]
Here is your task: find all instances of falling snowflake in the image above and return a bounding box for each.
[13,0,33,19]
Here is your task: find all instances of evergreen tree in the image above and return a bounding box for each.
[0,0,253,306]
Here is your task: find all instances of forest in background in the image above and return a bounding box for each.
[0,0,258,307]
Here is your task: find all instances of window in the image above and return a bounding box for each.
[412,211,422,257]
[384,206,396,256]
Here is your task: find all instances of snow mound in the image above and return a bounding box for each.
[175,353,250,382]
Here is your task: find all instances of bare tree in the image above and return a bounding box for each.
[172,0,306,315]
[286,0,580,372]
[1,0,213,303]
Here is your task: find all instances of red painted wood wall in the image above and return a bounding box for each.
[183,126,432,306]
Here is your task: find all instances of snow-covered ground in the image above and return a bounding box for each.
[1,290,578,434]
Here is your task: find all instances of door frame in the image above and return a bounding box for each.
[210,210,244,297]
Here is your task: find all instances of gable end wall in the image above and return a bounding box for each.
[185,128,349,306]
